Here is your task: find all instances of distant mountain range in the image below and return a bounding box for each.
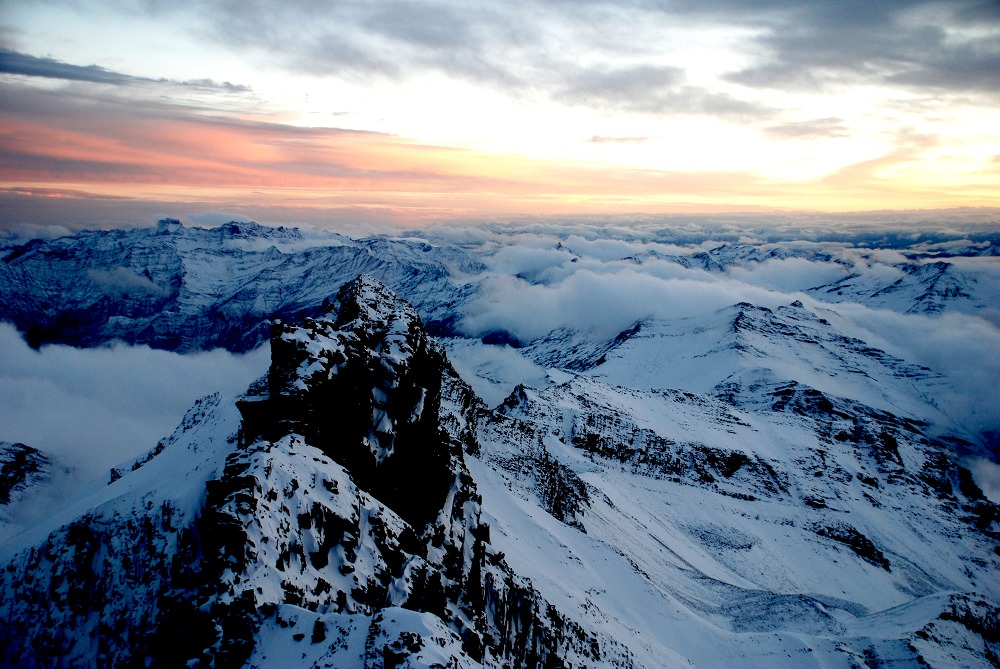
[1,221,997,668]
[2,219,996,354]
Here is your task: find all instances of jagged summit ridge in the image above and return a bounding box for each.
[0,275,612,669]
[243,274,472,532]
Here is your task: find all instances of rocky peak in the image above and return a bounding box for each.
[243,274,460,531]
[155,218,183,235]
[221,276,601,667]
[0,442,47,506]
[330,272,420,339]
[0,275,602,668]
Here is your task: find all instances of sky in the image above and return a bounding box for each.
[1,0,1000,229]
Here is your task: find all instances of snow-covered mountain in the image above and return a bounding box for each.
[3,220,997,355]
[0,219,481,352]
[0,276,612,668]
[477,373,999,668]
[1,220,999,668]
[523,299,948,427]
[0,442,47,511]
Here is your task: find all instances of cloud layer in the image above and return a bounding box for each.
[0,323,268,484]
[441,225,1000,444]
[136,0,1000,105]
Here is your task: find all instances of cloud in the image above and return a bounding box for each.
[447,226,1000,446]
[0,218,74,244]
[442,338,551,408]
[182,0,534,87]
[557,64,683,104]
[967,458,1000,503]
[0,323,269,488]
[726,257,851,292]
[484,241,575,283]
[4,4,999,222]
[721,0,1000,98]
[555,64,771,119]
[826,303,1000,440]
[764,117,848,140]
[87,268,168,297]
[0,77,805,227]
[0,48,251,92]
[78,1,772,118]
[157,0,1000,110]
[458,264,777,343]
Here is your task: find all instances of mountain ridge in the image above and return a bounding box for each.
[0,276,621,669]
[1,220,999,668]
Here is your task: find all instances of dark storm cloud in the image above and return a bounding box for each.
[0,48,251,92]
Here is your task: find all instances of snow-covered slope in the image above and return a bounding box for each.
[522,299,949,430]
[625,239,998,316]
[475,375,998,669]
[808,261,981,314]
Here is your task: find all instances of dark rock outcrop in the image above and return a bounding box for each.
[0,276,610,669]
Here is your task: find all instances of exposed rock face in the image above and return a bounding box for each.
[224,275,607,667]
[246,275,470,530]
[0,442,47,506]
[473,369,1000,668]
[0,276,609,669]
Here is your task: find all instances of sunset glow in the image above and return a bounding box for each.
[2,1,999,230]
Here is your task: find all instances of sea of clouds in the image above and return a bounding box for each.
[1,216,998,502]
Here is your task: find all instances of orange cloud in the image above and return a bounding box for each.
[2,80,998,225]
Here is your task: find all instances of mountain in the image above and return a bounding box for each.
[0,220,480,352]
[624,241,997,317]
[0,276,613,669]
[3,221,994,357]
[521,300,950,431]
[0,442,47,509]
[476,373,999,667]
[808,261,979,314]
[2,275,998,668]
[2,221,999,668]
